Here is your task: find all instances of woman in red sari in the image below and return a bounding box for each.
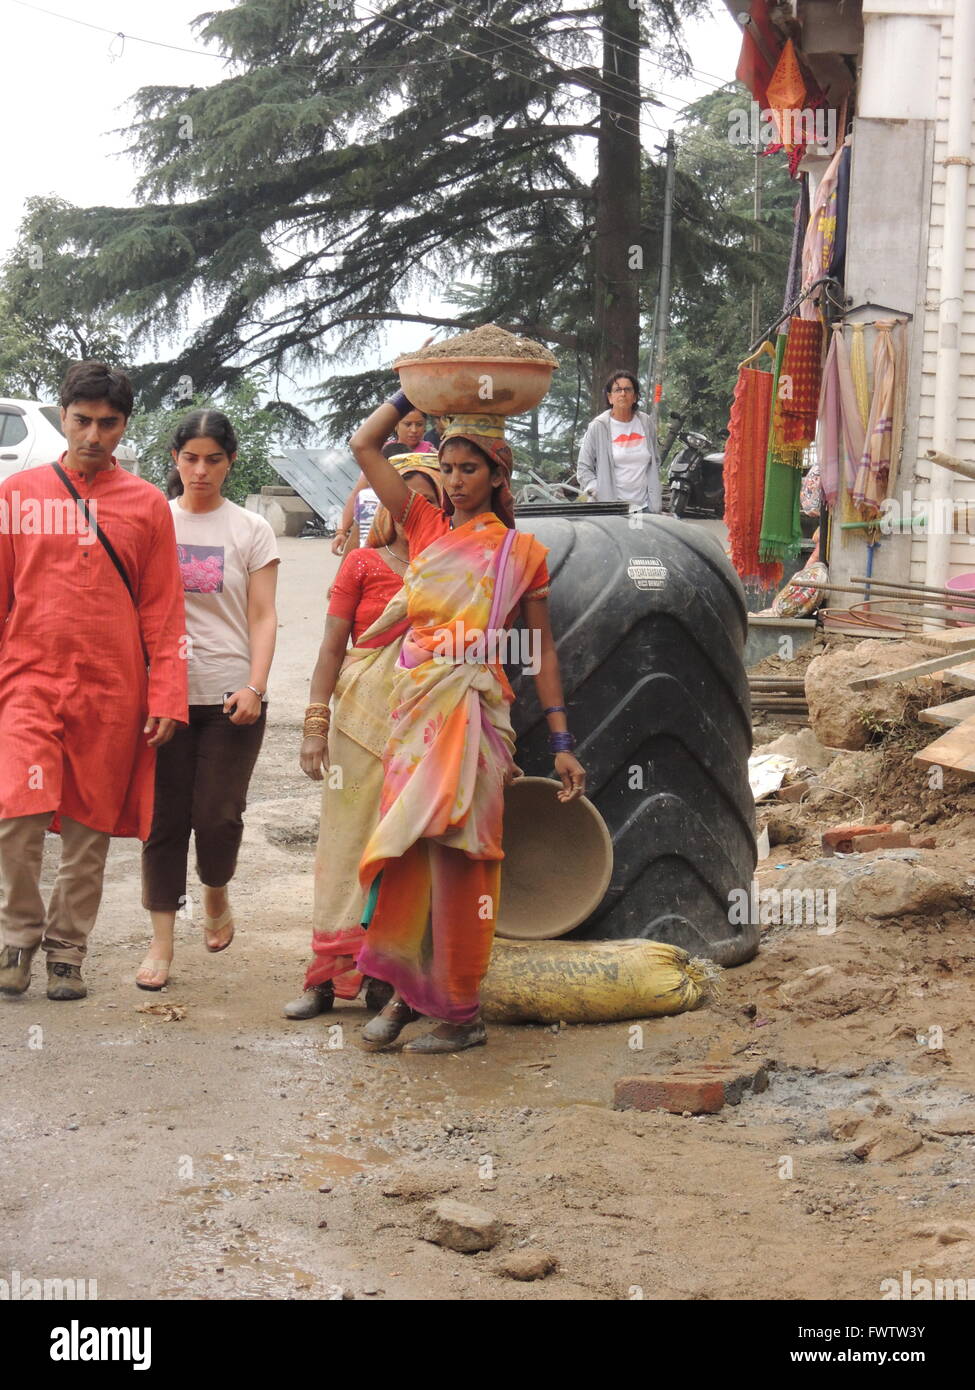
[349,393,586,1053]
[286,459,444,1018]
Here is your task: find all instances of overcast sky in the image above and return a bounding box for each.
[2,0,742,401]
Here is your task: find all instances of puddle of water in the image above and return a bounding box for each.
[160,1250,322,1299]
[295,1145,391,1185]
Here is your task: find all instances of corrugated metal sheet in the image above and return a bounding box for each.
[271,448,359,523]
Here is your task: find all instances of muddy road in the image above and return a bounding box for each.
[2,537,973,1301]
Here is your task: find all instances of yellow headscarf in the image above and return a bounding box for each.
[367,454,445,547]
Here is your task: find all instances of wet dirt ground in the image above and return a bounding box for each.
[2,537,974,1301]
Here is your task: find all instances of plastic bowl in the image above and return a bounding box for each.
[393,356,555,417]
[946,572,975,618]
[496,777,613,940]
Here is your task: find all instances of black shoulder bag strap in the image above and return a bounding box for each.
[52,461,137,602]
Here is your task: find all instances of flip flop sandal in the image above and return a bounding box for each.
[136,957,171,991]
[202,906,235,954]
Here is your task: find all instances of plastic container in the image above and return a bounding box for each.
[946,572,975,617]
[508,503,758,967]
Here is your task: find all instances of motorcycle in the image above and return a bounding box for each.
[667,425,725,519]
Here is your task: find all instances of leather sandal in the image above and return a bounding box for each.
[202,905,234,953]
[403,1019,487,1053]
[136,957,171,991]
[360,999,419,1051]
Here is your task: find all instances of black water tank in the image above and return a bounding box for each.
[510,503,757,967]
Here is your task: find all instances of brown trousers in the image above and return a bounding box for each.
[141,704,266,913]
[0,812,112,966]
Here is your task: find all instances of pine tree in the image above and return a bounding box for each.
[8,0,708,431]
[662,87,796,442]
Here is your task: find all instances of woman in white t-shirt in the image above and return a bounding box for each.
[576,369,662,512]
[136,410,280,990]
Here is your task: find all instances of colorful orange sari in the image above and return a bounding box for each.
[356,496,549,1023]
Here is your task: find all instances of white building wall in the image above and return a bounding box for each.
[910,9,975,582]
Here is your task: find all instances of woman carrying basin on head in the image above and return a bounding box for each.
[348,392,587,1054]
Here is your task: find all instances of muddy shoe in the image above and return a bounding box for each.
[360,999,419,1051]
[283,983,335,1019]
[0,944,38,996]
[46,962,87,1001]
[363,975,394,1012]
[403,1019,487,1054]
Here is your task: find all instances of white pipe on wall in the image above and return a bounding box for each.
[925,1,975,594]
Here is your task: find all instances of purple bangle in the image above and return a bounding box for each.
[549,731,576,753]
[388,389,417,417]
[543,705,567,716]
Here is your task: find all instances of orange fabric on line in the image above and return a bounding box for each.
[0,460,188,838]
[780,317,824,446]
[723,364,782,587]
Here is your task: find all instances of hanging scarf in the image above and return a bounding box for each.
[837,322,873,544]
[799,137,850,322]
[852,322,898,516]
[850,323,871,427]
[886,320,909,501]
[438,413,516,528]
[759,333,803,564]
[783,178,810,312]
[723,358,780,584]
[818,325,866,509]
[827,141,852,285]
[780,316,823,445]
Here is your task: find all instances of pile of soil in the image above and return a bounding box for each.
[396,323,558,365]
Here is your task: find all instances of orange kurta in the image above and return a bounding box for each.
[0,458,188,838]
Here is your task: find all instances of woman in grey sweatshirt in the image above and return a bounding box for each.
[576,370,662,513]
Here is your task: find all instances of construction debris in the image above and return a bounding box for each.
[805,640,940,748]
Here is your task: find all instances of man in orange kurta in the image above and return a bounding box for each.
[0,362,188,1001]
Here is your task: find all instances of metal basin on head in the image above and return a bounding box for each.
[393,357,555,417]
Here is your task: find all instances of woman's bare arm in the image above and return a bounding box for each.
[349,402,411,519]
[300,614,354,780]
[522,595,586,802]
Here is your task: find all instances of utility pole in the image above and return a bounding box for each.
[750,146,762,343]
[591,0,641,411]
[651,130,676,428]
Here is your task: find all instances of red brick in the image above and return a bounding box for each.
[821,823,892,855]
[614,1074,727,1114]
[614,1061,770,1115]
[676,1062,769,1098]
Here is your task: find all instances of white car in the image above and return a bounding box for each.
[0,398,139,481]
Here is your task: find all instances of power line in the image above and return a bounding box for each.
[425,0,731,110]
[425,0,673,111]
[4,0,533,81]
[359,0,647,140]
[4,0,228,58]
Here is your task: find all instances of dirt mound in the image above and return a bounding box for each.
[395,323,558,364]
[805,639,938,749]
